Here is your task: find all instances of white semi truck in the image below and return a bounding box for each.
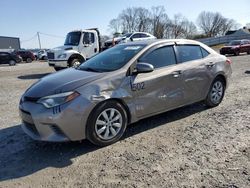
[47,28,101,71]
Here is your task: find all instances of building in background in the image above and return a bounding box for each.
[0,36,21,50]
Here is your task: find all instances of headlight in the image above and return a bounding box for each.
[37,91,80,108]
[57,54,67,59]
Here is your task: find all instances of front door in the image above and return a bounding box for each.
[80,32,98,59]
[131,45,186,118]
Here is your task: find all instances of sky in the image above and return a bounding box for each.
[0,0,249,49]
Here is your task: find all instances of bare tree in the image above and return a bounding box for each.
[197,11,238,37]
[118,7,139,33]
[136,7,151,32]
[150,6,170,38]
[108,18,122,34]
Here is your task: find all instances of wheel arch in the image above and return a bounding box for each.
[67,53,85,66]
[214,74,227,88]
[86,98,132,132]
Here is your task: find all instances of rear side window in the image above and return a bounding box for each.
[200,47,210,58]
[139,46,176,69]
[176,45,203,63]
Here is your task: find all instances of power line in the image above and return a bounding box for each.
[39,32,65,39]
[20,34,37,43]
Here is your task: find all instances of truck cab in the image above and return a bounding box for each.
[47,28,101,71]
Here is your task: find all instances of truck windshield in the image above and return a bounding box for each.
[78,44,145,72]
[64,32,81,46]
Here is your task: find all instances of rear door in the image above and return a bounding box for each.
[130,44,186,118]
[175,44,213,104]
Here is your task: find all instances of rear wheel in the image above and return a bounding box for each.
[86,101,128,146]
[205,78,225,107]
[247,50,250,55]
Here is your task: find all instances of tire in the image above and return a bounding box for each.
[247,50,250,55]
[205,78,225,107]
[70,58,81,68]
[86,100,128,146]
[26,57,32,63]
[9,60,16,66]
[234,51,240,56]
[54,67,63,71]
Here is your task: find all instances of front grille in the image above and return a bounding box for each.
[47,52,55,60]
[23,121,40,136]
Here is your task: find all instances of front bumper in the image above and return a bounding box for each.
[19,95,94,142]
[220,48,236,55]
[48,60,68,68]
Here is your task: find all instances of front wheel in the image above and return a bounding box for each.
[86,101,128,146]
[70,58,81,68]
[26,57,32,63]
[54,67,63,71]
[9,60,16,66]
[205,78,225,107]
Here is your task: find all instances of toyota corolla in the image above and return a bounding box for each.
[19,39,232,146]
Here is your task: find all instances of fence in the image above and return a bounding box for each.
[197,34,250,46]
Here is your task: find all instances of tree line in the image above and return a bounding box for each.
[108,6,239,39]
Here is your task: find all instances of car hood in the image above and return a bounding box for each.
[24,68,106,98]
[222,45,240,48]
[50,45,76,52]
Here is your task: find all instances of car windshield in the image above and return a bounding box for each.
[78,44,145,72]
[228,40,241,46]
[64,32,81,46]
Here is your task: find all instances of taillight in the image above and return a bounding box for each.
[226,59,232,64]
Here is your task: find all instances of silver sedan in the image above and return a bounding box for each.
[19,39,232,146]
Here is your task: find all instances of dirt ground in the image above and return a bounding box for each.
[0,55,249,188]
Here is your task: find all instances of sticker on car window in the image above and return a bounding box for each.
[124,46,142,50]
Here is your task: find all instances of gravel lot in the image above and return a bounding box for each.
[0,55,250,187]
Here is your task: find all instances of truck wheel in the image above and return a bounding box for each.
[70,59,81,68]
[86,100,128,146]
[54,67,63,71]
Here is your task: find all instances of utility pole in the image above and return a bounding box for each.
[37,32,41,49]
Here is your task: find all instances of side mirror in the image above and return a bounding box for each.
[130,37,133,42]
[134,63,154,74]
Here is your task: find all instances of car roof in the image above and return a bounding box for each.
[118,39,217,55]
[119,39,205,46]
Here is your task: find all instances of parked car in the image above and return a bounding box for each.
[104,32,156,49]
[16,50,35,63]
[0,51,22,66]
[220,39,250,56]
[19,39,232,146]
[38,50,48,60]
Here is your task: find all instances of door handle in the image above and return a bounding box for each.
[206,62,215,68]
[172,70,182,78]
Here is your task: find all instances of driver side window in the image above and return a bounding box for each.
[139,46,176,69]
